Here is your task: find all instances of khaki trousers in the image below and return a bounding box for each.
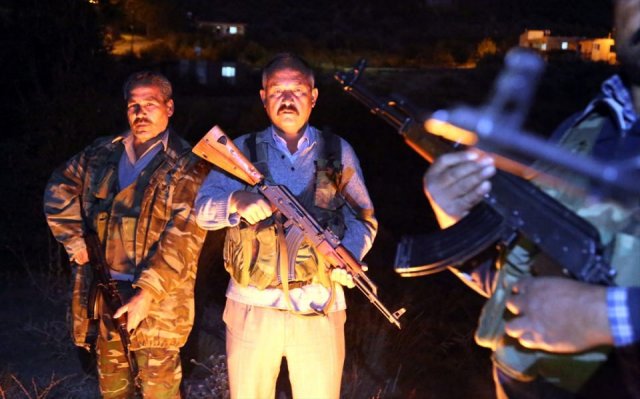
[224,298,346,399]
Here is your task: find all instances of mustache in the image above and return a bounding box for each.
[277,104,298,114]
[133,118,151,125]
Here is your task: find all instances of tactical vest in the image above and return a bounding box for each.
[223,131,346,290]
[475,112,640,391]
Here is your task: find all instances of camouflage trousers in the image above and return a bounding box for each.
[96,337,182,399]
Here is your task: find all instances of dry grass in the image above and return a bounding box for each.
[183,354,230,399]
[0,372,99,399]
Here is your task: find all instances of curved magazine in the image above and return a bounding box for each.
[394,204,505,277]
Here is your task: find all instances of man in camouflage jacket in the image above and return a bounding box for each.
[44,71,208,398]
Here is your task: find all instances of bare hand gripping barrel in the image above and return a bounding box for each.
[335,50,616,285]
[193,126,406,329]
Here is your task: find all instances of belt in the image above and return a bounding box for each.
[267,280,311,290]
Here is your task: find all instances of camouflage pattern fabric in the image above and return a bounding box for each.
[96,337,181,399]
[69,262,95,349]
[475,112,640,392]
[44,130,209,351]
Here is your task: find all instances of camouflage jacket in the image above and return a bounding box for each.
[44,130,208,350]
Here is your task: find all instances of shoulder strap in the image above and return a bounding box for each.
[246,132,258,163]
[317,129,342,172]
[246,132,272,182]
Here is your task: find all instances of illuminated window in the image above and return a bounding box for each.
[561,42,568,50]
[222,66,236,78]
[229,26,238,35]
[541,43,547,51]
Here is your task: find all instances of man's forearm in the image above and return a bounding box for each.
[195,168,245,230]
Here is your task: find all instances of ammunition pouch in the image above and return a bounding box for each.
[223,218,328,289]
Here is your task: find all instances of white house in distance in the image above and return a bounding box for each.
[579,36,616,63]
[519,29,616,64]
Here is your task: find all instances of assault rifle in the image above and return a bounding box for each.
[193,126,406,329]
[334,49,616,285]
[84,231,140,386]
[424,50,640,198]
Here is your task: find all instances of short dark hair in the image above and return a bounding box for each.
[261,53,315,89]
[122,71,173,101]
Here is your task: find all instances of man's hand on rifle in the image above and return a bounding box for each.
[230,191,273,225]
[114,289,153,333]
[71,248,89,265]
[424,150,495,228]
[330,267,356,289]
[505,277,613,353]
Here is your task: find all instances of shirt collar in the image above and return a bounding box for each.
[121,129,170,164]
[269,124,313,156]
[577,75,638,135]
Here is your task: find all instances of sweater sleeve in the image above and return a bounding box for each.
[337,139,378,261]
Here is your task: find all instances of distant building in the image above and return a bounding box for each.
[579,36,616,64]
[519,30,580,52]
[196,21,247,37]
[519,29,616,64]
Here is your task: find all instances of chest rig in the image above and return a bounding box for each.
[223,130,345,291]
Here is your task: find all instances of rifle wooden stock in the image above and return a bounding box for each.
[84,231,140,387]
[335,59,615,285]
[193,126,406,328]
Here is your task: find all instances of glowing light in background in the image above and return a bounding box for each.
[221,66,236,78]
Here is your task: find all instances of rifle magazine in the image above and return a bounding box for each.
[394,204,505,277]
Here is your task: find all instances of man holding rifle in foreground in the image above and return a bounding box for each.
[44,71,208,398]
[423,0,640,397]
[195,53,378,398]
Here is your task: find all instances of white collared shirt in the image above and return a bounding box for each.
[270,125,311,163]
